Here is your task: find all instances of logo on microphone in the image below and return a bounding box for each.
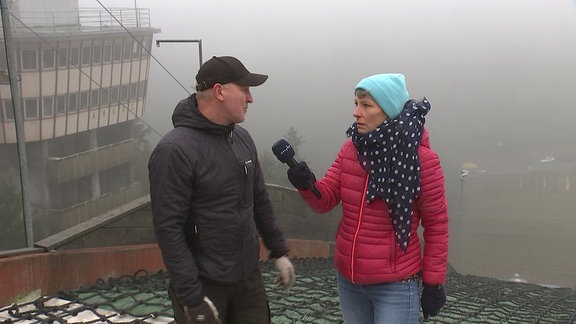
[279,144,291,156]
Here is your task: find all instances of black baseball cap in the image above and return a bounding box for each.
[195,56,268,91]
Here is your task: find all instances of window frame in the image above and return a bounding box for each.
[42,96,54,117]
[120,84,129,102]
[90,89,100,108]
[24,98,39,119]
[21,48,38,71]
[113,43,122,62]
[68,92,78,112]
[57,47,68,68]
[100,87,110,106]
[110,85,119,104]
[2,99,14,121]
[102,43,112,63]
[81,45,91,66]
[56,95,66,115]
[42,48,55,70]
[122,40,132,61]
[79,91,89,111]
[70,47,80,67]
[92,44,102,64]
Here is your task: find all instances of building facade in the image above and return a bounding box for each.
[0,0,160,245]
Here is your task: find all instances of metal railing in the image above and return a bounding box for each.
[3,7,152,34]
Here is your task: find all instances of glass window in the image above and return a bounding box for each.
[21,49,38,70]
[3,99,14,120]
[68,93,77,112]
[123,40,132,60]
[113,43,122,62]
[0,47,8,71]
[132,40,141,59]
[103,44,112,63]
[58,47,68,68]
[100,87,109,106]
[70,47,79,67]
[42,96,54,117]
[42,48,55,69]
[90,89,99,107]
[138,80,147,98]
[79,91,89,111]
[129,83,137,99]
[120,84,129,101]
[81,46,91,66]
[110,85,119,103]
[92,45,102,64]
[56,95,66,115]
[24,98,38,119]
[141,39,149,59]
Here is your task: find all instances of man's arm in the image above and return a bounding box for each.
[149,141,204,306]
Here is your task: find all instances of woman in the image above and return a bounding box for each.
[286,74,449,323]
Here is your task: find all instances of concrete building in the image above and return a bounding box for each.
[0,0,160,245]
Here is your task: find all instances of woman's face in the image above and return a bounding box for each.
[353,94,388,134]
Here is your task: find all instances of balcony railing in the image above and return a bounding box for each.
[46,182,146,235]
[3,7,152,35]
[47,138,139,184]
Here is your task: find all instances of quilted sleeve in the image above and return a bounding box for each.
[417,147,450,285]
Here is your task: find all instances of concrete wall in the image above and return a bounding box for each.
[0,185,342,306]
[42,184,341,252]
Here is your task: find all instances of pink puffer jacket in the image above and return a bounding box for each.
[299,129,449,285]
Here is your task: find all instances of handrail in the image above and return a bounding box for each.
[2,7,152,34]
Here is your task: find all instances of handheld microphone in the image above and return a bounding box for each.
[272,139,322,199]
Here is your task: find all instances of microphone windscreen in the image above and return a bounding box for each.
[271,139,295,164]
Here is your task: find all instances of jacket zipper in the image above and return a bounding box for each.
[351,173,370,283]
[228,130,244,280]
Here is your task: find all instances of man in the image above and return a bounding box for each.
[149,56,295,324]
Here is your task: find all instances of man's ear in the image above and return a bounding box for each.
[212,83,225,100]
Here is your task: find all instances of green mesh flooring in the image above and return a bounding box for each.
[2,257,576,323]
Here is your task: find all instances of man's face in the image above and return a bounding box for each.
[221,83,253,124]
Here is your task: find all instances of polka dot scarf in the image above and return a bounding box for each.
[346,98,431,252]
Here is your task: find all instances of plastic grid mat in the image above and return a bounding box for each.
[2,257,576,323]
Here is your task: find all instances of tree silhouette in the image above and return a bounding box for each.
[259,127,304,187]
[259,150,289,187]
[131,120,153,195]
[284,126,304,159]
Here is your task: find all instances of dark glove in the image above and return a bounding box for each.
[287,161,316,190]
[421,284,446,319]
[184,297,220,323]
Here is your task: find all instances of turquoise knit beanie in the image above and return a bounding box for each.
[355,74,409,119]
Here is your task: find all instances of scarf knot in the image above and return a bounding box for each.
[346,98,430,252]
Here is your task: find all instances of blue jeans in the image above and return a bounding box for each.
[337,273,420,324]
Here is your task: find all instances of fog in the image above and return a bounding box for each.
[87,0,576,175]
[84,0,576,286]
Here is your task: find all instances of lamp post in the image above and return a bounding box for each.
[458,169,470,272]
